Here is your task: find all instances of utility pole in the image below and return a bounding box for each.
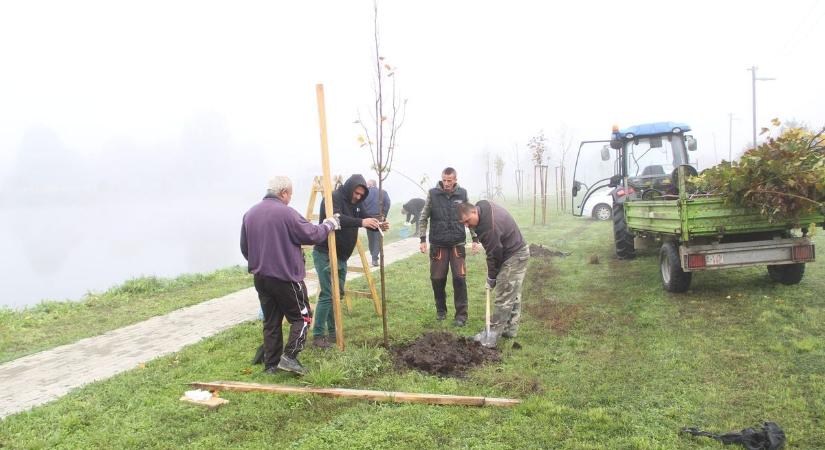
[747,66,775,149]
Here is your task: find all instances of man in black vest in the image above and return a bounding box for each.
[418,167,479,326]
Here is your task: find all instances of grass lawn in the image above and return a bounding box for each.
[1,203,824,449]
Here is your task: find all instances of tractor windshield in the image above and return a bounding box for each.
[626,134,687,178]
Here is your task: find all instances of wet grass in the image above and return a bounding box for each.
[2,203,824,448]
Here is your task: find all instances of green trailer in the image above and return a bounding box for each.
[572,122,823,292]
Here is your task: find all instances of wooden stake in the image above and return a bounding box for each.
[316,84,345,351]
[190,381,520,408]
[354,236,382,315]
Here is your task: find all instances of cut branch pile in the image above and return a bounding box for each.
[690,120,825,222]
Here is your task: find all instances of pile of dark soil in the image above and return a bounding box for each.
[529,243,570,258]
[392,332,500,377]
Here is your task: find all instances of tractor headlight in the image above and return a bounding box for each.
[672,127,682,134]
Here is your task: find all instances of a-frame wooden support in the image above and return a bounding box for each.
[303,175,383,317]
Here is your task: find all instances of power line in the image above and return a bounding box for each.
[776,0,825,58]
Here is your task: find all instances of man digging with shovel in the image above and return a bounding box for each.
[456,201,529,348]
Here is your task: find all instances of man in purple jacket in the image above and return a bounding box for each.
[241,176,340,375]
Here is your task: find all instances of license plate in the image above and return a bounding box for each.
[705,254,724,265]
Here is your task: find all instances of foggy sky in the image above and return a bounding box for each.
[1,0,823,307]
[2,1,823,198]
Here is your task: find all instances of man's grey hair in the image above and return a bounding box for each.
[367,179,377,188]
[267,176,292,196]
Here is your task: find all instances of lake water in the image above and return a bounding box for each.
[0,194,263,309]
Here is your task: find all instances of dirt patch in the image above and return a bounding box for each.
[392,332,500,377]
[522,242,587,335]
[522,256,557,300]
[529,243,571,258]
[490,373,544,396]
[525,299,584,335]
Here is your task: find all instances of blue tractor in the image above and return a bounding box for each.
[572,122,698,259]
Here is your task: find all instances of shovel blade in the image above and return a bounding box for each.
[475,331,498,348]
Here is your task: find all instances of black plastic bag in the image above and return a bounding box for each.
[680,422,785,450]
[251,344,264,365]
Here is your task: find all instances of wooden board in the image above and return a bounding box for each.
[190,381,520,408]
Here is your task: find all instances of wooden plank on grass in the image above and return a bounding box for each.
[190,381,520,408]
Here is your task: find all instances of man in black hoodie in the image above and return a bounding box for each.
[312,174,387,348]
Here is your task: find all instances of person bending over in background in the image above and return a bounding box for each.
[241,176,340,375]
[402,197,425,236]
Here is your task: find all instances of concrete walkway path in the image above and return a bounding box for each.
[0,237,422,419]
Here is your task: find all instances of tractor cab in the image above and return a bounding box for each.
[571,122,696,218]
[572,122,698,216]
[609,122,697,202]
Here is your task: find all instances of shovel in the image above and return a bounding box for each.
[477,286,497,348]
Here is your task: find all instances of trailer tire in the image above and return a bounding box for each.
[767,263,805,285]
[612,203,636,259]
[660,242,692,292]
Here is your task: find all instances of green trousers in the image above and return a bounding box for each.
[491,245,530,336]
[312,249,347,337]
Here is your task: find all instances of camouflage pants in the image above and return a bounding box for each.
[490,245,530,336]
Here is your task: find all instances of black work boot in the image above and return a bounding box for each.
[277,356,308,376]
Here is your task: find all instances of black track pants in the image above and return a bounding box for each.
[254,275,312,367]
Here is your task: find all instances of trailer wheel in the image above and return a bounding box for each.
[660,242,692,292]
[767,263,805,285]
[612,203,636,259]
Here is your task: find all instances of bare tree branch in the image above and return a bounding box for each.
[745,189,822,207]
[356,0,409,347]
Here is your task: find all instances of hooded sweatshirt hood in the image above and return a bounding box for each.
[342,174,369,204]
[313,174,370,259]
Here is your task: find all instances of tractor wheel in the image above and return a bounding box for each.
[660,242,692,293]
[592,203,612,221]
[767,264,805,285]
[612,203,636,259]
